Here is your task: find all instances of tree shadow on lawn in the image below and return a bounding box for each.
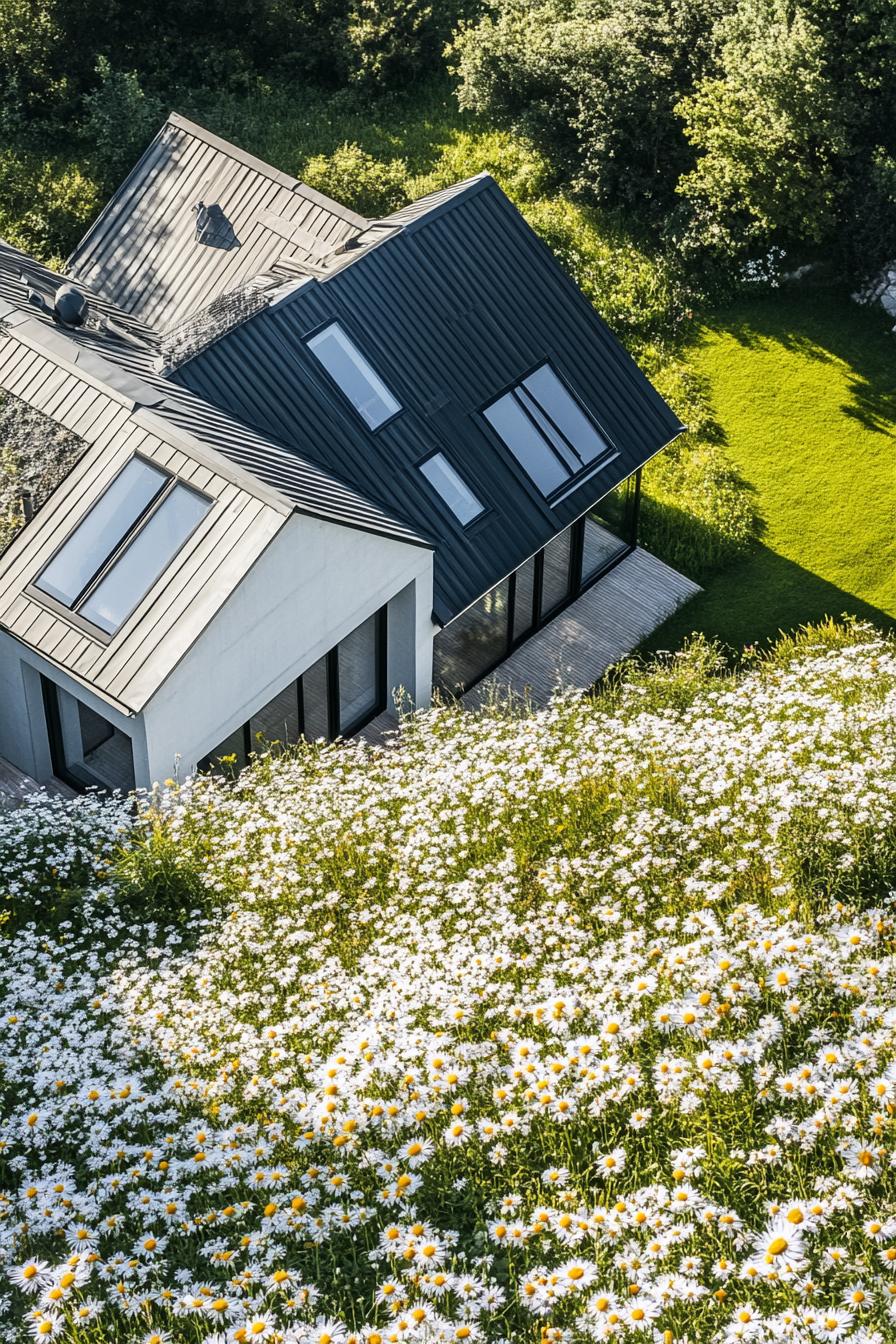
[697,284,896,436]
[642,540,896,661]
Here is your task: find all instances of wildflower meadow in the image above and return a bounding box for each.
[1,622,896,1344]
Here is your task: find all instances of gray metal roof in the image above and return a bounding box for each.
[0,326,292,713]
[0,241,427,548]
[173,175,685,624]
[66,114,368,330]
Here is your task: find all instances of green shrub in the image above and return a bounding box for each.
[0,149,100,266]
[410,128,555,202]
[518,195,696,351]
[112,807,215,920]
[640,434,759,579]
[301,143,412,216]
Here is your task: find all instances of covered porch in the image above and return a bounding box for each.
[461,545,700,708]
[359,543,698,746]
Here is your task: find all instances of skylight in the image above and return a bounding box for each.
[307,322,401,430]
[419,452,484,525]
[37,458,168,607]
[483,363,615,497]
[35,456,211,636]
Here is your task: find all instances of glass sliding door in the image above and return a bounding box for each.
[432,471,641,698]
[540,527,573,617]
[41,677,135,794]
[301,656,332,742]
[512,555,537,643]
[249,684,301,751]
[582,472,640,581]
[200,606,387,773]
[432,578,511,696]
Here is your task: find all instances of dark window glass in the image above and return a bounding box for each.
[80,485,210,634]
[581,476,638,580]
[582,514,627,580]
[250,683,301,750]
[433,577,510,695]
[301,655,331,741]
[515,384,581,474]
[483,363,614,498]
[541,527,573,615]
[338,613,380,733]
[201,726,247,777]
[512,555,537,643]
[37,457,167,606]
[522,365,612,467]
[419,453,485,525]
[307,323,400,429]
[42,678,135,794]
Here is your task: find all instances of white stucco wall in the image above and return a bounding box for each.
[0,628,149,785]
[140,512,434,784]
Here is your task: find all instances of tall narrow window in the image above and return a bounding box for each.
[419,452,484,525]
[337,611,382,734]
[483,363,615,497]
[307,322,401,429]
[200,606,387,774]
[34,456,211,636]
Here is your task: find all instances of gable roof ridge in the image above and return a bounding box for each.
[377,172,494,234]
[0,313,293,514]
[0,242,430,546]
[165,113,369,229]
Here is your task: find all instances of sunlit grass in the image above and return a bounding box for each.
[647,287,896,655]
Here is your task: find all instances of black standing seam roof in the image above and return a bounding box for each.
[173,175,685,624]
[0,241,428,549]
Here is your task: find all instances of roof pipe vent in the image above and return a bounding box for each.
[53,283,88,328]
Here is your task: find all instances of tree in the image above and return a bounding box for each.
[674,0,844,259]
[451,0,730,215]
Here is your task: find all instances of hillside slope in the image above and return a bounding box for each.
[1,623,895,1343]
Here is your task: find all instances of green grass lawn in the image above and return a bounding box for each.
[646,285,896,654]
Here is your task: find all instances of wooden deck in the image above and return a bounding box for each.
[463,546,700,710]
[358,547,699,745]
[0,757,76,808]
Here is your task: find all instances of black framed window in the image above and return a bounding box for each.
[483,362,616,498]
[249,683,301,748]
[337,611,383,734]
[419,452,485,526]
[540,527,574,617]
[200,607,387,774]
[430,578,511,698]
[34,455,211,636]
[433,472,641,696]
[306,322,401,430]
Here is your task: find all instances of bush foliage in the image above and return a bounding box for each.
[453,0,896,278]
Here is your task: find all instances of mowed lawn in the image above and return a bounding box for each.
[647,286,896,653]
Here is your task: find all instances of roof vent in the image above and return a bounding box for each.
[53,283,88,328]
[194,201,239,250]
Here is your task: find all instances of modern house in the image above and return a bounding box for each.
[0,115,688,794]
